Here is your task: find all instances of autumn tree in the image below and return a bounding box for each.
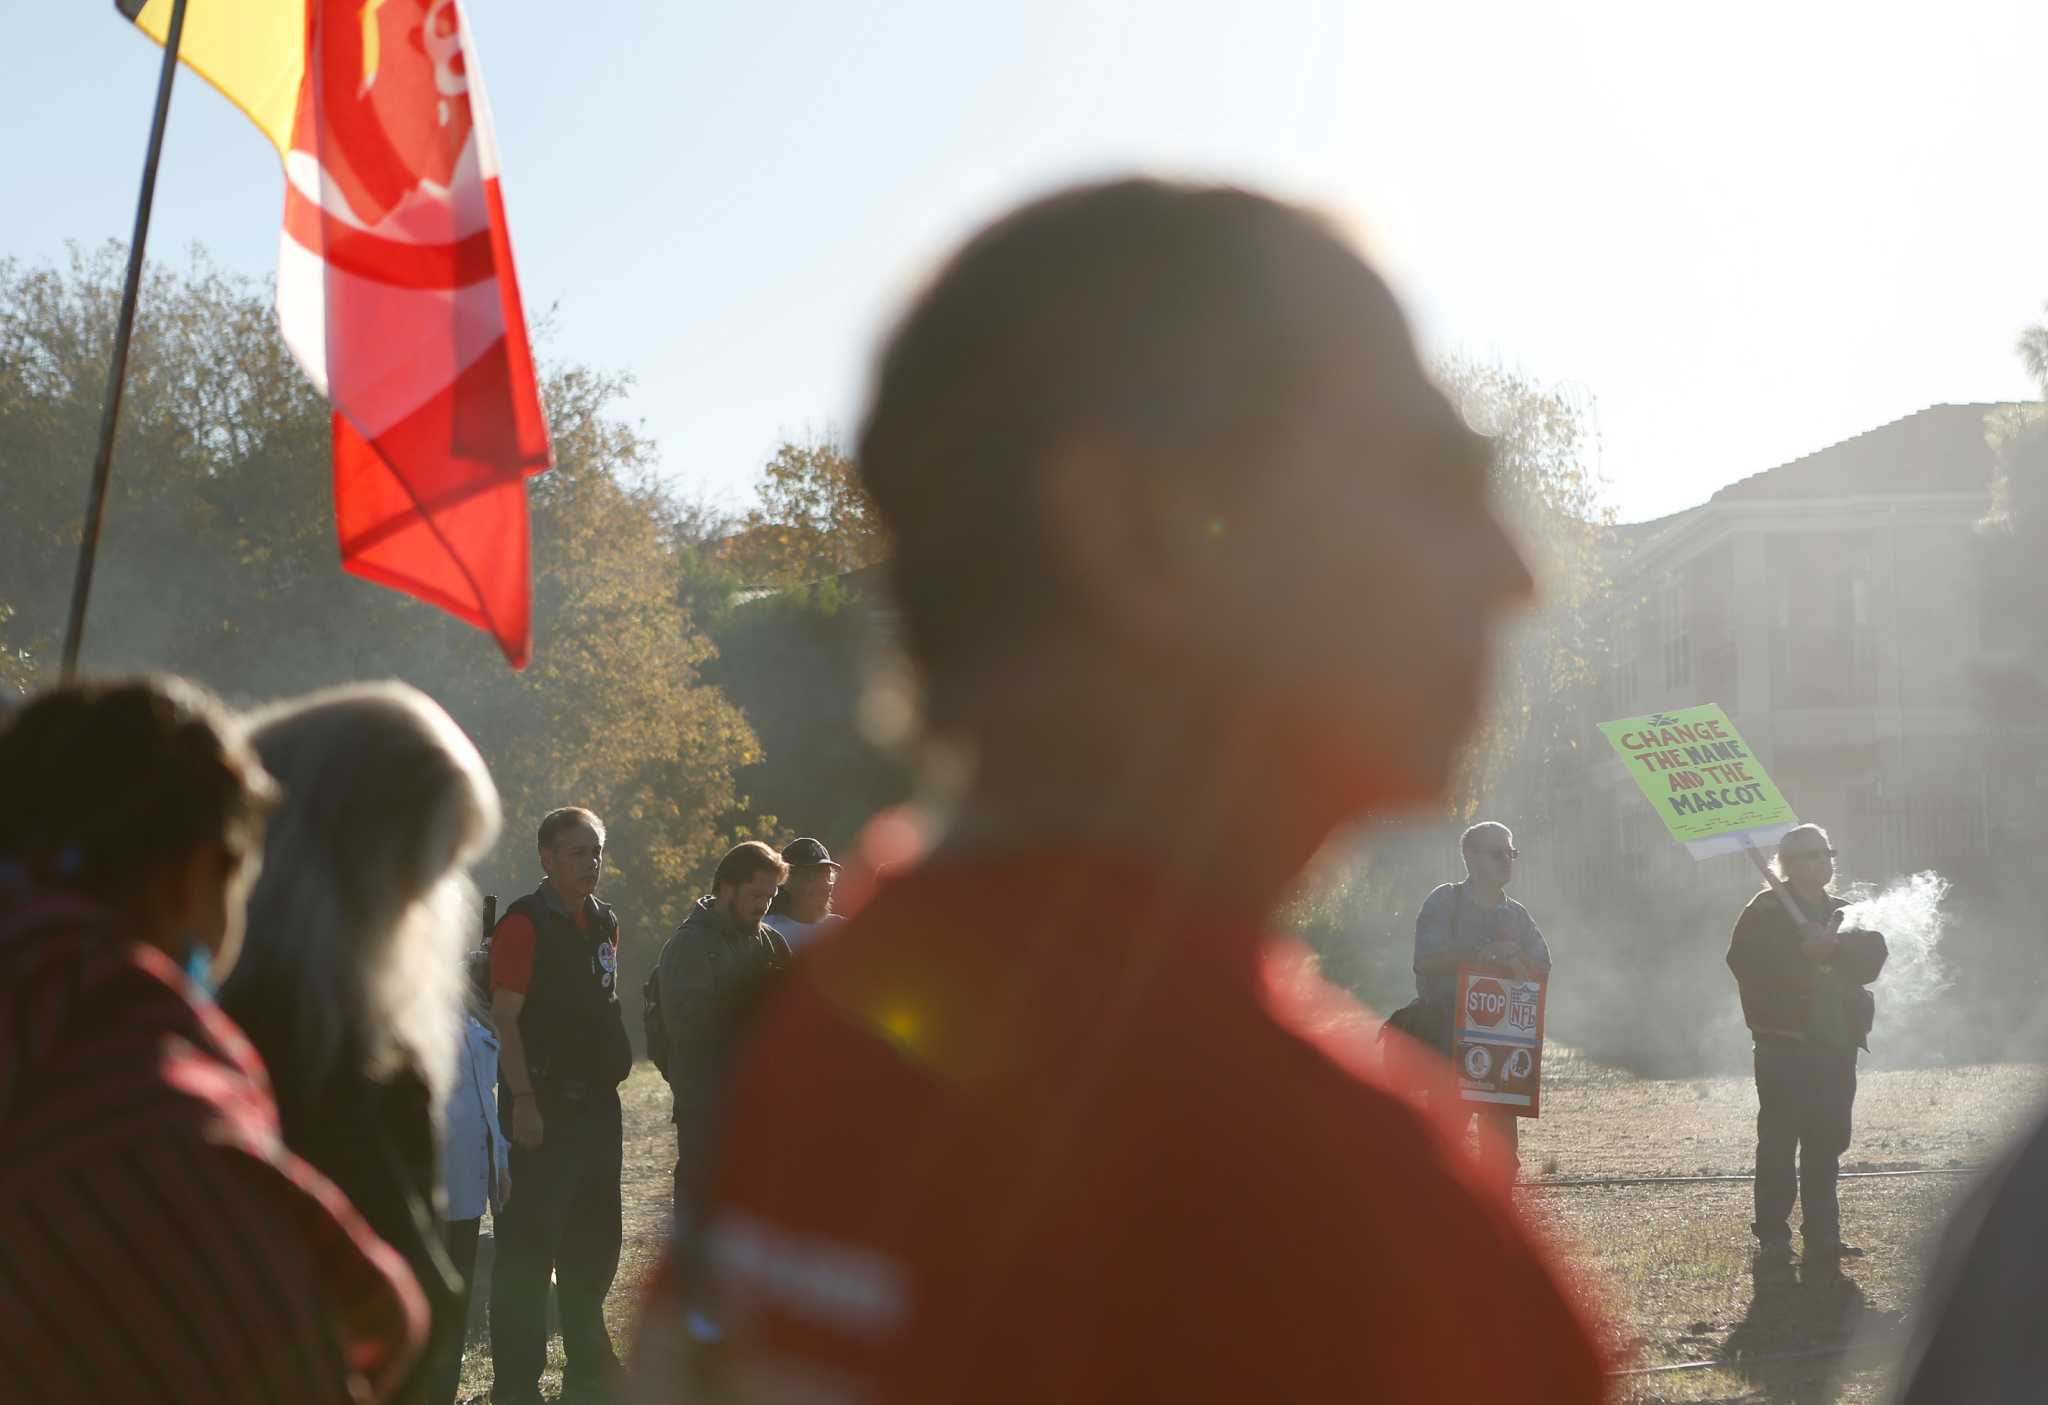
[717,437,886,587]
[1438,357,1611,815]
[678,438,908,857]
[0,243,761,942]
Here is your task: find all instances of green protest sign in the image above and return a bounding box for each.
[1599,704,1799,856]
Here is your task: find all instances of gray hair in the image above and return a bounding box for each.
[218,682,500,1128]
[1461,821,1513,857]
[1772,823,1833,884]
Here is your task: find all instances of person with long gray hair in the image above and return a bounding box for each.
[219,681,501,1405]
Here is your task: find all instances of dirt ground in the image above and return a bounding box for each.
[456,1055,2048,1402]
[1528,1050,2048,1403]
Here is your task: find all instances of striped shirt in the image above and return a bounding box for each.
[0,896,425,1403]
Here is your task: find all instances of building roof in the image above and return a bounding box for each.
[1708,403,2012,504]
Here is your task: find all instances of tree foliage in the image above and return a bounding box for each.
[669,438,908,858]
[1975,307,2048,723]
[717,438,887,587]
[0,243,761,942]
[1434,358,1611,817]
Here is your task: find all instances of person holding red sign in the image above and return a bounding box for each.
[1411,821,1552,1177]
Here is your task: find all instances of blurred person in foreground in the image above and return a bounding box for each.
[762,836,845,951]
[219,682,501,1405]
[1408,820,1552,1181]
[0,678,423,1403]
[1726,823,1887,1265]
[1893,1108,2048,1403]
[659,840,794,1228]
[488,807,635,1404]
[630,178,1607,1401]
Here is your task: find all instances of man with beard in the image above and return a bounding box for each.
[658,841,793,1228]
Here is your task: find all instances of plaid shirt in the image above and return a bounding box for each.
[0,896,425,1403]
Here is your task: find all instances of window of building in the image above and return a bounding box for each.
[1661,579,1692,690]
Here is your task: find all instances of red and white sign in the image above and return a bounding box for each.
[1465,977,1508,1028]
[1453,965,1547,1118]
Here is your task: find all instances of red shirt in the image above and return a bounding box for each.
[0,897,425,1404]
[634,853,1608,1402]
[489,898,588,996]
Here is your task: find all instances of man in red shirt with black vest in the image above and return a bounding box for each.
[631,179,1609,1402]
[489,806,634,1404]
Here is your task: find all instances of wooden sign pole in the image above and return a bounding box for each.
[1742,839,1811,927]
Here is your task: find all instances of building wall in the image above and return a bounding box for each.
[1568,494,1994,903]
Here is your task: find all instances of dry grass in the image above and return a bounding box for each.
[448,1058,2048,1401]
[1518,1052,2048,1403]
[1522,1048,2048,1180]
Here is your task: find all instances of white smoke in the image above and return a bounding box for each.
[1837,870,1953,1030]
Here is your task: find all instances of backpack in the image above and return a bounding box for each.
[643,962,671,1082]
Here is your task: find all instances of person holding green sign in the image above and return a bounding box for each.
[1725,823,1888,1265]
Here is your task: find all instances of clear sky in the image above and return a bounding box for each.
[8,0,2047,523]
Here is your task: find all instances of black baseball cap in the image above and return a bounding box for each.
[782,837,840,870]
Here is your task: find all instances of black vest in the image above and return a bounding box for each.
[502,884,633,1088]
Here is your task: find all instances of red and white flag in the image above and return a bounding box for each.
[122,0,553,666]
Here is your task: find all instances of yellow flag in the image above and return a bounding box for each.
[118,0,306,159]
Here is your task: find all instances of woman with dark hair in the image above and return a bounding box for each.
[219,681,500,1405]
[0,676,425,1404]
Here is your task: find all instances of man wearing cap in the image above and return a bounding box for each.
[763,837,846,952]
[657,841,794,1227]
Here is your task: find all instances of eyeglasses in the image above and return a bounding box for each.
[1472,847,1519,860]
[1783,848,1838,862]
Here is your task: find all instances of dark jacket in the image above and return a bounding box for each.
[502,882,634,1090]
[225,954,464,1405]
[657,896,791,1188]
[1725,888,1888,1049]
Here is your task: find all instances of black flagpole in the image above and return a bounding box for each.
[59,0,191,683]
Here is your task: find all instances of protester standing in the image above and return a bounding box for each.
[762,836,844,951]
[0,678,424,1403]
[1410,820,1552,1179]
[658,841,793,1228]
[1726,823,1888,1263]
[630,179,1605,1402]
[219,683,501,1405]
[487,807,634,1404]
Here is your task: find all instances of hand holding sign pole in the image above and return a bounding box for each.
[1599,704,1807,925]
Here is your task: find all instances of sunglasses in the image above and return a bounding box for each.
[1472,847,1519,860]
[1784,848,1838,862]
